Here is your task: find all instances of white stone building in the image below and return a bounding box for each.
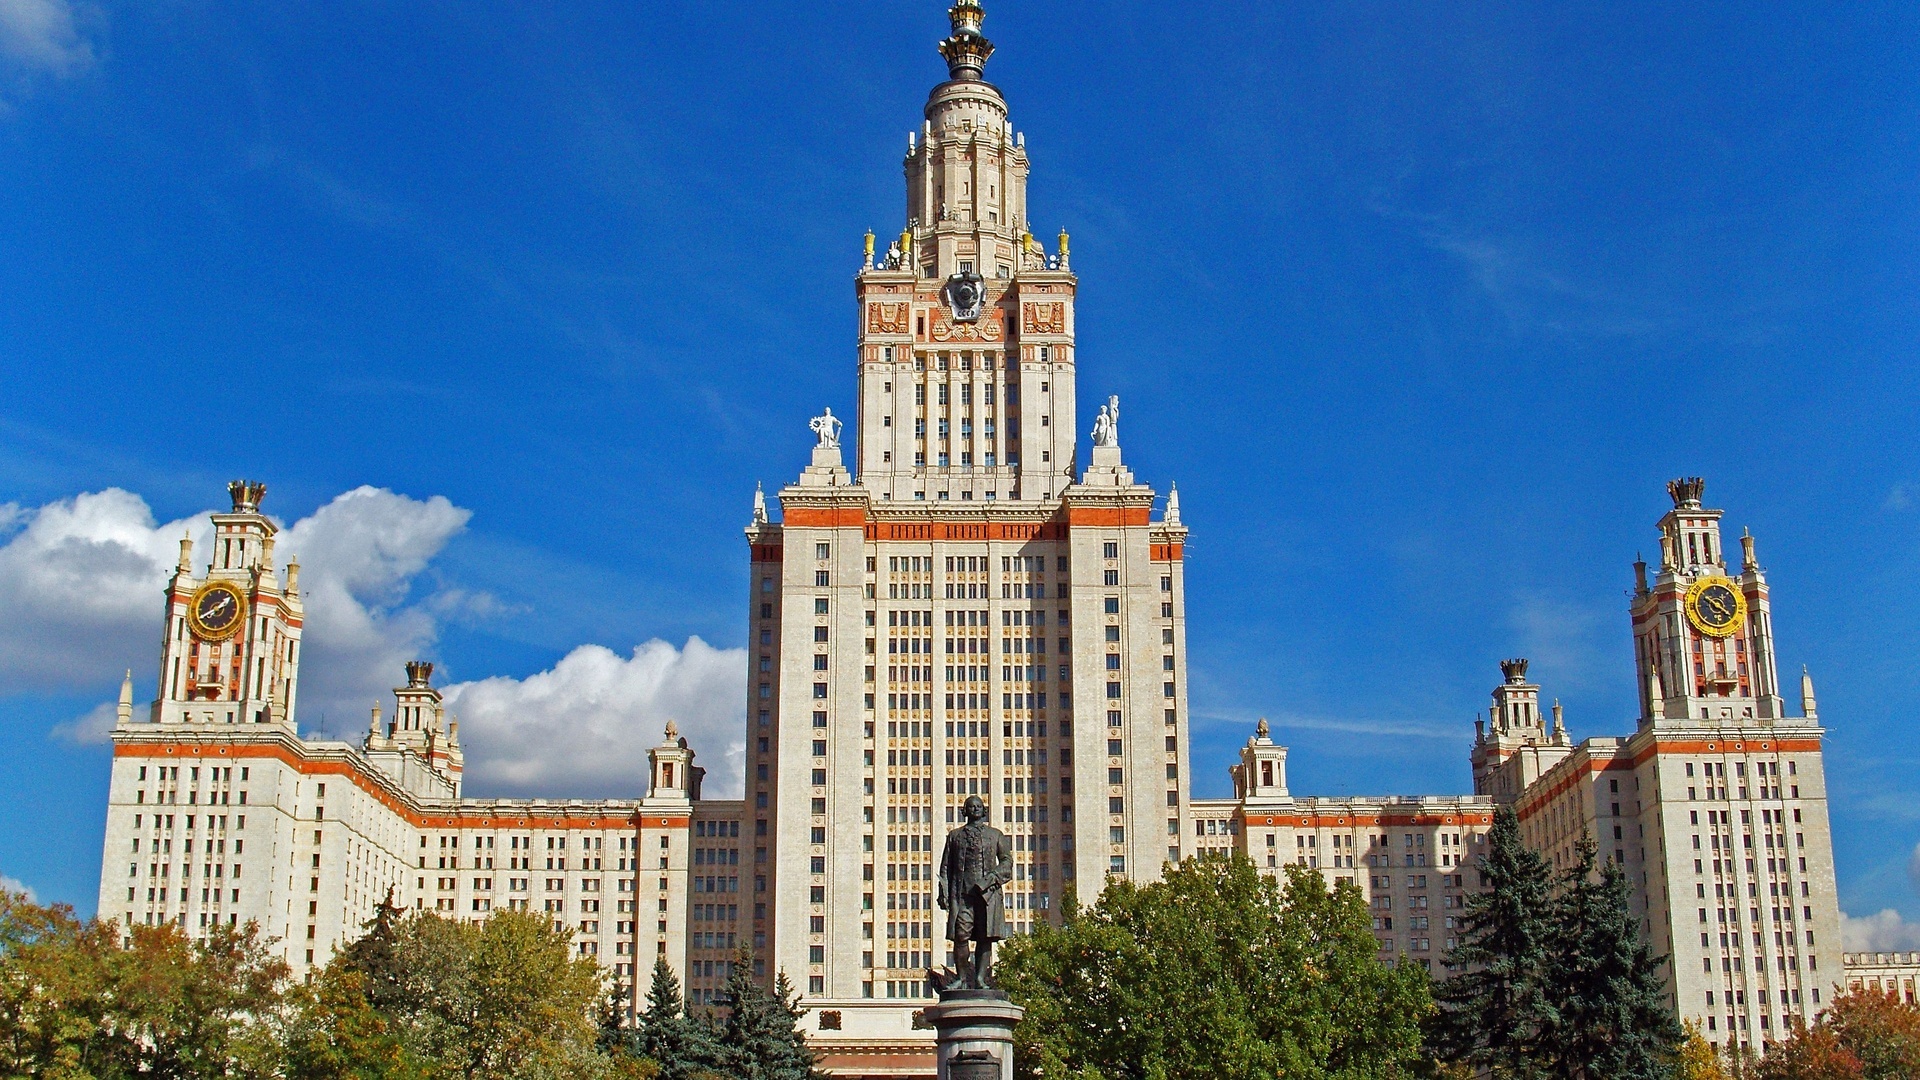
[93,3,1869,1076]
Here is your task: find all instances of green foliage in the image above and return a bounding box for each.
[280,966,431,1080]
[1676,1020,1731,1080]
[1429,811,1686,1080]
[1428,804,1558,1078]
[365,906,614,1079]
[1755,986,1920,1080]
[337,888,409,1016]
[0,888,290,1079]
[1540,835,1684,1079]
[996,854,1432,1080]
[635,959,726,1080]
[0,888,654,1080]
[716,950,822,1080]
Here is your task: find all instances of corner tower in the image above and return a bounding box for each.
[139,481,304,732]
[1632,477,1786,726]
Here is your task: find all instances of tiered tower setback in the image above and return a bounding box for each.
[747,3,1194,1067]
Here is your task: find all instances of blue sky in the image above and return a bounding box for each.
[1,2,1916,934]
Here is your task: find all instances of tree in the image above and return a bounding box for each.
[1540,835,1684,1078]
[1754,1024,1864,1080]
[1428,804,1558,1078]
[717,951,821,1080]
[0,889,289,1078]
[337,887,409,1017]
[1676,1020,1731,1080]
[1822,986,1920,1079]
[635,959,726,1080]
[1754,987,1920,1080]
[996,855,1432,1079]
[281,966,431,1080]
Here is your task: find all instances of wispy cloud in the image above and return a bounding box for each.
[1887,484,1913,512]
[1197,709,1459,742]
[0,0,94,79]
[50,699,116,745]
[1843,909,1920,952]
[1503,590,1613,705]
[1409,214,1675,343]
[0,875,35,902]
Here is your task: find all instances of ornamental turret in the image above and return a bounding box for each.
[149,481,303,730]
[1631,477,1785,726]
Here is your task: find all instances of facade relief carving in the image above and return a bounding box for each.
[1023,302,1064,334]
[867,302,910,334]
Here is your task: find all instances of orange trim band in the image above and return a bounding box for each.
[1066,506,1152,526]
[114,742,643,833]
[783,507,868,528]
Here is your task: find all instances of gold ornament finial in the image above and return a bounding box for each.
[938,0,993,81]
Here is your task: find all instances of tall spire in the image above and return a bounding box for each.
[938,0,994,82]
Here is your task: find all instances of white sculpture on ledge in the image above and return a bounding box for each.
[1090,394,1120,448]
[809,407,843,450]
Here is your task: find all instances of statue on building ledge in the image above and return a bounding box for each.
[929,794,1013,995]
[809,407,842,450]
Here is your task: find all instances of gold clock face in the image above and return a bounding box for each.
[187,581,247,640]
[1684,576,1745,638]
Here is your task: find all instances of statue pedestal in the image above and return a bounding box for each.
[926,990,1023,1080]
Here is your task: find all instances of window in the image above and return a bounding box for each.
[1103,542,1118,558]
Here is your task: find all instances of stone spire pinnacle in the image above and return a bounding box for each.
[938,0,994,82]
[1801,666,1818,720]
[116,670,133,728]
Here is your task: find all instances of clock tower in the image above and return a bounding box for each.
[139,480,304,732]
[1631,477,1786,727]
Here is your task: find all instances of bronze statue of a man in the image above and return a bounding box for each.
[935,795,1013,990]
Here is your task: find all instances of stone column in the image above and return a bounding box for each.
[927,990,1024,1080]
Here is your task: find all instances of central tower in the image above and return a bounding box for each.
[742,3,1193,1067]
[856,0,1076,504]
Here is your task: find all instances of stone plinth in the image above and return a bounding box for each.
[926,990,1023,1080]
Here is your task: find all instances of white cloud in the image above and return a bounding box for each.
[50,699,116,745]
[0,488,210,686]
[443,639,746,800]
[0,875,36,903]
[1843,908,1920,952]
[1503,592,1611,699]
[278,486,472,730]
[0,485,475,736]
[0,0,94,78]
[0,485,747,801]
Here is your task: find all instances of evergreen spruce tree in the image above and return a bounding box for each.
[636,959,724,1080]
[717,950,821,1080]
[598,982,631,1056]
[1542,834,1685,1079]
[336,887,409,1017]
[1429,803,1559,1078]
